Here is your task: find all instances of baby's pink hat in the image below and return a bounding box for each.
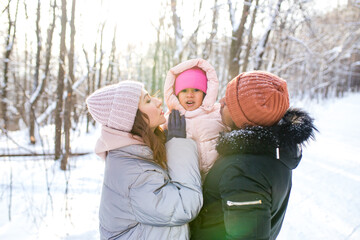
[175,68,207,95]
[86,80,143,132]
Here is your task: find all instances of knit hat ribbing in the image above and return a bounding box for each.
[225,71,289,128]
[86,80,143,132]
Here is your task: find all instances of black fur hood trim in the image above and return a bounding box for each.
[216,108,317,157]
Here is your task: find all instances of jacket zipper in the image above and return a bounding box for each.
[227,199,262,206]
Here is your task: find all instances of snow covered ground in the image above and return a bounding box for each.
[0,124,103,239]
[0,93,360,239]
[278,93,360,240]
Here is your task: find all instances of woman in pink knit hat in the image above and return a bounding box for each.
[86,80,202,240]
[164,58,229,181]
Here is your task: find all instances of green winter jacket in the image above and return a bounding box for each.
[190,109,316,240]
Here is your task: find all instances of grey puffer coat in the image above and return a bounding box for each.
[99,138,202,240]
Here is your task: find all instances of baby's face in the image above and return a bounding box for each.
[177,88,205,111]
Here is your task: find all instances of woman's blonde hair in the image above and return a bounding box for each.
[131,110,167,169]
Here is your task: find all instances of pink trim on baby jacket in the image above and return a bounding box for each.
[164,58,229,177]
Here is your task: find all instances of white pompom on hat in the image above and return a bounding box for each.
[86,80,143,132]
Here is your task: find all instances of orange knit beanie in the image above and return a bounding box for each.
[225,71,289,128]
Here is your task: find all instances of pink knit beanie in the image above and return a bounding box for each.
[175,68,207,95]
[86,80,143,132]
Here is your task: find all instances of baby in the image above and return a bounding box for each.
[164,58,228,180]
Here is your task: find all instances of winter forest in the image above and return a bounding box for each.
[1,0,360,239]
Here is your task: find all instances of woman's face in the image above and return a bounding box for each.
[138,89,166,131]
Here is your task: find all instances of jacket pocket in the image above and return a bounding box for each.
[222,196,270,239]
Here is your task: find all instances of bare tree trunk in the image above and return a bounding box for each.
[202,0,219,60]
[1,0,19,130]
[97,23,105,89]
[242,0,259,72]
[105,26,117,85]
[254,0,283,70]
[187,0,203,59]
[83,47,91,133]
[62,0,76,170]
[33,0,41,91]
[29,0,41,144]
[55,0,67,160]
[20,0,30,125]
[91,43,97,92]
[84,41,98,131]
[43,0,57,90]
[27,0,56,142]
[171,0,183,64]
[228,0,252,81]
[27,0,56,141]
[152,17,163,95]
[20,34,29,125]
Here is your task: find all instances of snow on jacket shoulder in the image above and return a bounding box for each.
[163,58,228,176]
[99,138,202,240]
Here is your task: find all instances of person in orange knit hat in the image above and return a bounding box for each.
[190,71,317,240]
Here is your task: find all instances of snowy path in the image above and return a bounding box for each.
[278,94,360,240]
